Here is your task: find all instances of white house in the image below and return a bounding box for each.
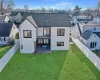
[0,23,18,46]
[81,22,100,32]
[72,22,100,39]
[93,16,100,23]
[80,30,100,50]
[73,15,93,24]
[10,12,23,23]
[19,13,72,53]
[4,15,10,23]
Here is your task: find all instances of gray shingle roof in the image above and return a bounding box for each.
[22,13,72,27]
[81,30,92,40]
[93,32,100,38]
[0,23,13,37]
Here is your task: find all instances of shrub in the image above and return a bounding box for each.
[16,32,19,39]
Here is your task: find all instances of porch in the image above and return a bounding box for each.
[35,45,52,54]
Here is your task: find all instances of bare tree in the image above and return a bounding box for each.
[0,0,14,15]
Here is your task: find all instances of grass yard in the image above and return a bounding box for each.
[0,46,12,59]
[0,44,100,80]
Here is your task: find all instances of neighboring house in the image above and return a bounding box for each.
[73,15,93,24]
[10,12,23,23]
[0,15,4,23]
[81,22,100,32]
[80,30,100,50]
[19,13,72,53]
[0,15,11,23]
[72,22,100,39]
[93,16,100,23]
[0,23,18,46]
[4,15,10,23]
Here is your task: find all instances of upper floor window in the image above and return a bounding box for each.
[23,30,32,38]
[57,29,65,36]
[43,28,50,36]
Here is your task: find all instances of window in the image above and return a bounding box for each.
[43,28,50,36]
[4,37,6,41]
[23,30,32,38]
[57,42,64,46]
[57,29,65,36]
[38,39,43,44]
[90,42,97,48]
[44,39,49,44]
[38,39,49,45]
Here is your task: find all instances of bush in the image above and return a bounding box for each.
[16,33,19,39]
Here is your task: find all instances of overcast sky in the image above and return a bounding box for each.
[14,0,98,9]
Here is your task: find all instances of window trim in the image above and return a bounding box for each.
[57,29,65,36]
[57,42,64,46]
[23,30,32,38]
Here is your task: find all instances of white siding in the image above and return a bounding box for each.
[51,27,70,50]
[72,24,80,38]
[37,28,43,36]
[4,16,10,23]
[20,19,36,53]
[9,24,18,39]
[0,24,18,45]
[0,37,10,45]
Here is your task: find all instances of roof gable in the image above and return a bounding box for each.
[26,16,37,27]
[16,13,22,17]
[20,17,37,28]
[81,30,92,40]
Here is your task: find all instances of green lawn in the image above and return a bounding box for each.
[0,44,100,80]
[0,46,12,59]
